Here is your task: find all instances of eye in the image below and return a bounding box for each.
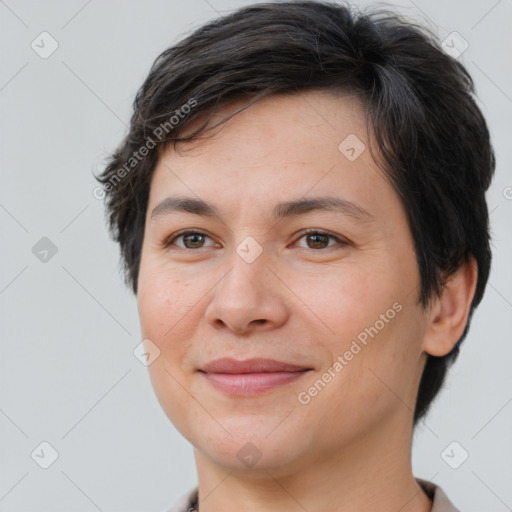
[164,230,218,249]
[294,229,347,250]
[163,229,348,251]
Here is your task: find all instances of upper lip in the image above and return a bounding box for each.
[200,358,312,374]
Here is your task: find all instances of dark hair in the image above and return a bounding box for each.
[95,0,495,424]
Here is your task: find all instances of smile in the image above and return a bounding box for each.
[200,370,311,396]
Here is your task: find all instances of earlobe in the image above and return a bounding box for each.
[422,257,478,357]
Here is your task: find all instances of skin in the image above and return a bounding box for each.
[137,90,477,512]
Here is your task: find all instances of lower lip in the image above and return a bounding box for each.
[201,371,310,396]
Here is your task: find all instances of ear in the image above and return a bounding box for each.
[422,257,478,357]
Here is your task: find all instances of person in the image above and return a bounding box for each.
[95,1,495,510]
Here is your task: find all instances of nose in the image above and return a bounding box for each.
[204,251,290,335]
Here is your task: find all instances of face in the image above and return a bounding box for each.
[137,90,430,476]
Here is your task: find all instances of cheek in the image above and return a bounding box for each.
[137,265,205,435]
[280,261,395,345]
[137,260,200,340]
[291,261,421,409]
[304,308,423,441]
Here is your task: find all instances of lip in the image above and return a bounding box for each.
[200,357,312,374]
[199,358,312,396]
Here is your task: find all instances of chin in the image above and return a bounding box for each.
[192,426,313,476]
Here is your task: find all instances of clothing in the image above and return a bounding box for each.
[417,479,461,512]
[164,478,460,512]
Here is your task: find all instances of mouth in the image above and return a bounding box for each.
[198,358,313,396]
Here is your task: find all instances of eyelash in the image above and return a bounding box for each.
[163,228,348,251]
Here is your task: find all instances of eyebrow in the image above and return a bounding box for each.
[150,195,374,223]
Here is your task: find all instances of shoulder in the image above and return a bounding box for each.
[163,486,198,512]
[416,478,461,512]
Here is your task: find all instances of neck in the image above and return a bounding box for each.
[192,411,432,512]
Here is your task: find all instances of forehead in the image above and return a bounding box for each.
[147,90,401,225]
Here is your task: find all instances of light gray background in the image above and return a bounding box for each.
[1,0,511,510]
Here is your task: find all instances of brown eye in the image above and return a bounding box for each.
[165,230,217,249]
[305,233,330,249]
[182,232,206,248]
[295,230,346,250]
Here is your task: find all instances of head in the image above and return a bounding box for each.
[96,0,494,469]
